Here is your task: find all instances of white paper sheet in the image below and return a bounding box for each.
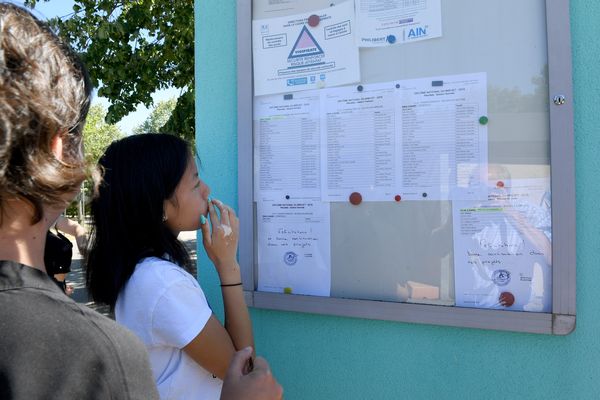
[254,91,321,199]
[255,0,301,16]
[356,0,442,47]
[257,198,331,296]
[253,0,319,19]
[452,178,552,312]
[319,73,487,202]
[321,82,402,202]
[252,1,360,96]
[398,73,488,201]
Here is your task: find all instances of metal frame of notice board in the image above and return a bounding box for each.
[236,0,575,335]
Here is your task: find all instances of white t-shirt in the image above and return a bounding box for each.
[116,257,222,400]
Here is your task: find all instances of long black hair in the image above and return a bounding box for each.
[86,133,194,309]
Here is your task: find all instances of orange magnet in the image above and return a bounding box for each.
[499,291,515,307]
[496,181,504,188]
[394,195,402,202]
[308,14,320,27]
[349,192,362,205]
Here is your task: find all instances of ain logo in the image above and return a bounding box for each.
[407,27,427,38]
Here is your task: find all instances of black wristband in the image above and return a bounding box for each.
[220,282,242,287]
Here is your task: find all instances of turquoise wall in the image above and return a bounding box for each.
[195,1,600,398]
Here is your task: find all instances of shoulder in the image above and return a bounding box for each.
[0,288,159,399]
[117,257,208,343]
[123,257,199,300]
[68,303,160,399]
[133,257,198,287]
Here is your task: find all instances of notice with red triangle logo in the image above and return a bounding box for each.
[288,26,324,59]
[253,1,359,96]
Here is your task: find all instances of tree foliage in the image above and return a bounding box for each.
[26,0,195,142]
[83,104,124,165]
[65,104,123,218]
[132,97,177,135]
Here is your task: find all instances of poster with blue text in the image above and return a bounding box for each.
[252,0,360,96]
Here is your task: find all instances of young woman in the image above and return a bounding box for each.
[86,133,254,399]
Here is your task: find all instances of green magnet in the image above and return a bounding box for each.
[479,116,489,125]
[283,287,293,294]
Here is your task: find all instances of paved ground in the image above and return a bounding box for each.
[67,230,198,317]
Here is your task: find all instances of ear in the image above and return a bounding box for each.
[50,132,64,161]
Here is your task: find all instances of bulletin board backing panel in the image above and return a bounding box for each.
[237,0,576,334]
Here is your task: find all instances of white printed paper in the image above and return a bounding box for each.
[257,199,331,296]
[321,82,401,202]
[398,73,488,201]
[253,0,314,18]
[452,178,552,312]
[252,1,360,96]
[319,73,487,202]
[254,91,321,199]
[256,0,301,15]
[356,0,442,47]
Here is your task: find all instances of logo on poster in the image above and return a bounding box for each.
[287,25,324,67]
[492,269,511,286]
[283,251,298,266]
[407,26,427,39]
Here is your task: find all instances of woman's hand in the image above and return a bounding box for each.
[200,199,240,277]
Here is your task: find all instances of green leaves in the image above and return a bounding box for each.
[28,0,195,141]
[83,104,124,165]
[132,97,177,135]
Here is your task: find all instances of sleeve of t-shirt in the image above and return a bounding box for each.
[151,277,213,348]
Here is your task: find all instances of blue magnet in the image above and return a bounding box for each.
[422,192,428,198]
[283,94,293,100]
[395,83,400,89]
[357,85,363,92]
[432,81,443,87]
[386,34,396,44]
[285,195,290,200]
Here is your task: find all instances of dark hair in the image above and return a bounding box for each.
[0,3,93,224]
[86,133,193,309]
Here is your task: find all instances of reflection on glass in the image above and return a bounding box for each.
[453,164,552,312]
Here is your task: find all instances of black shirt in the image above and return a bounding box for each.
[0,260,159,399]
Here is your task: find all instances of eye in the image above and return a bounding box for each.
[194,180,201,189]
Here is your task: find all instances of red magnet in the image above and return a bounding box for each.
[349,192,362,205]
[496,181,504,188]
[308,14,320,27]
[394,195,402,202]
[499,291,515,307]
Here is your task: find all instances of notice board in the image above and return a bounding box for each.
[237,0,576,334]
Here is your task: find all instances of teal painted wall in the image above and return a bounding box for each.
[195,1,600,398]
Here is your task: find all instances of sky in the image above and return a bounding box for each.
[8,0,181,135]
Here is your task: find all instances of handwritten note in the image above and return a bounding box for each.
[257,198,331,296]
[452,178,552,312]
